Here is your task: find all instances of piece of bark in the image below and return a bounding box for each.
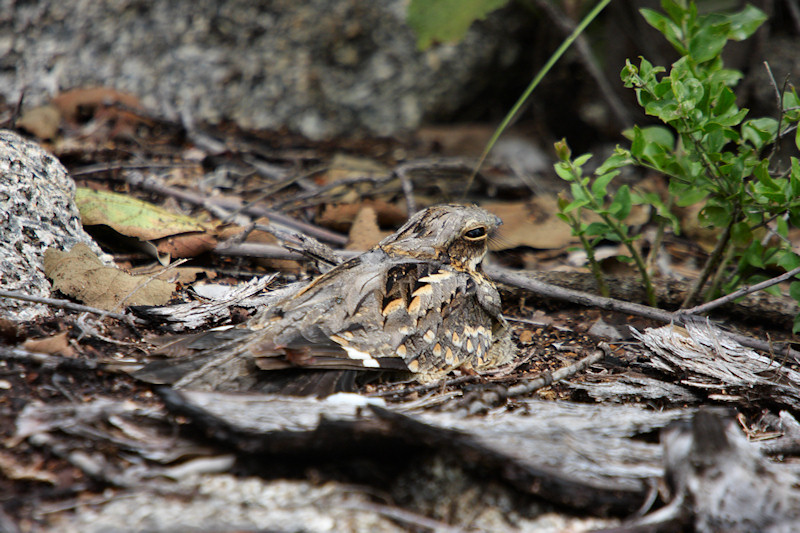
[622,409,800,533]
[632,322,800,411]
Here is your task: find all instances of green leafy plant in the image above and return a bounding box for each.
[556,0,800,329]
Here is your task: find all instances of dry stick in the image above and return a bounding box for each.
[764,61,783,161]
[342,502,469,533]
[487,266,800,362]
[507,347,607,398]
[0,290,130,322]
[120,171,348,245]
[682,264,800,317]
[214,242,361,261]
[788,0,800,34]
[70,162,197,177]
[394,166,417,214]
[370,374,480,398]
[253,223,343,266]
[681,220,733,307]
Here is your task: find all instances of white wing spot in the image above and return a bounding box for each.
[343,346,380,368]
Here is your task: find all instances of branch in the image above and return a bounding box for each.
[487,266,800,363]
[681,264,800,317]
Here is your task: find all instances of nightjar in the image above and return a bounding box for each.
[135,204,514,394]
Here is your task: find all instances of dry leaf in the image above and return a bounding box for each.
[156,232,218,258]
[346,206,385,251]
[44,243,175,310]
[485,198,574,250]
[52,87,142,123]
[22,331,76,357]
[16,105,62,140]
[76,187,207,241]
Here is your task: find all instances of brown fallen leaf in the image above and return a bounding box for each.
[52,87,142,123]
[16,105,62,140]
[346,205,386,251]
[22,331,76,357]
[156,232,218,258]
[44,243,175,310]
[485,198,574,250]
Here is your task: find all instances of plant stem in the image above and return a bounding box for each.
[578,231,610,297]
[681,218,734,307]
[705,243,736,301]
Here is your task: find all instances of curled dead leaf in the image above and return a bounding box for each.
[44,243,175,310]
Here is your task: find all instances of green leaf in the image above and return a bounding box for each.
[570,182,589,203]
[725,5,767,41]
[673,187,709,206]
[796,121,800,152]
[792,313,800,335]
[75,187,207,240]
[554,162,576,181]
[641,8,686,54]
[608,184,632,220]
[776,249,800,271]
[730,220,753,246]
[790,280,800,302]
[584,221,612,237]
[407,0,510,50]
[660,0,686,25]
[741,117,778,149]
[702,205,731,227]
[688,21,729,63]
[596,150,634,174]
[574,153,593,167]
[743,241,766,269]
[591,171,618,198]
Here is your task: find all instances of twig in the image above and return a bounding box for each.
[680,219,733,307]
[369,374,481,398]
[341,502,471,533]
[507,346,606,398]
[394,166,417,214]
[221,165,326,222]
[253,223,342,266]
[214,242,360,262]
[0,290,131,322]
[763,61,784,161]
[788,0,800,34]
[70,162,198,177]
[487,266,800,363]
[681,264,800,317]
[117,171,348,245]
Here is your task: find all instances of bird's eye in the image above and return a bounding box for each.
[464,227,487,240]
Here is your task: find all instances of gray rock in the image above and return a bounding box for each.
[0,130,105,320]
[3,0,523,139]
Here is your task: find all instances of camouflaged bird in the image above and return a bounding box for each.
[135,204,514,393]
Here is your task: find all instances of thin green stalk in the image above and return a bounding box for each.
[575,223,609,298]
[465,0,613,192]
